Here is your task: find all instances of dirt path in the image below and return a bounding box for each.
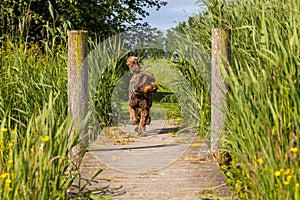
[76,120,231,199]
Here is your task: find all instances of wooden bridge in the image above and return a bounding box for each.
[67,29,232,199]
[70,120,231,199]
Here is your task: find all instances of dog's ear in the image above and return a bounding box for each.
[126,56,139,66]
[143,82,157,95]
[126,56,133,66]
[143,85,152,94]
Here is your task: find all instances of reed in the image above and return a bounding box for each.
[188,0,300,198]
[0,32,103,200]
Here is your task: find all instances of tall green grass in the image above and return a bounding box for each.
[0,94,77,199]
[0,42,68,130]
[167,35,211,137]
[0,40,103,199]
[186,0,300,198]
[88,35,131,130]
[221,1,300,198]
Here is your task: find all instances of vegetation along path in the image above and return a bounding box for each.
[75,120,231,199]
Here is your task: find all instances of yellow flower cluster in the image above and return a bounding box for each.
[0,128,17,134]
[0,128,16,152]
[274,168,299,186]
[0,173,13,192]
[290,147,298,153]
[0,127,16,193]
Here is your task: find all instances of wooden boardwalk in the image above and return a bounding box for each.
[74,120,231,199]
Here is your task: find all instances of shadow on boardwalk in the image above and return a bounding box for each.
[75,120,232,199]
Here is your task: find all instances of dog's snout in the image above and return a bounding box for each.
[152,83,157,91]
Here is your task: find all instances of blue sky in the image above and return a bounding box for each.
[143,0,203,29]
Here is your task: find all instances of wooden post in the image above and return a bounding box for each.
[211,28,231,156]
[68,30,88,168]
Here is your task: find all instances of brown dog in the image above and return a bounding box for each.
[127,56,157,135]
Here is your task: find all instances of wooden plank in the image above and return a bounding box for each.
[70,121,231,199]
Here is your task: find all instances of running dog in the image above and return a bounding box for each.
[127,56,157,135]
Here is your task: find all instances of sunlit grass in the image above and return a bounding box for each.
[188,0,300,199]
[0,94,78,199]
[1,0,299,199]
[0,41,104,199]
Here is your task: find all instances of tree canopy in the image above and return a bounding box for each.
[0,0,167,42]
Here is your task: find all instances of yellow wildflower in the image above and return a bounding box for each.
[275,171,281,177]
[284,181,290,185]
[0,128,7,133]
[0,146,4,152]
[5,178,11,184]
[7,159,13,164]
[0,174,6,179]
[296,183,299,188]
[290,147,298,153]
[7,142,13,149]
[287,175,293,182]
[284,169,291,175]
[42,135,50,142]
[10,130,16,135]
[280,169,284,173]
[257,158,264,165]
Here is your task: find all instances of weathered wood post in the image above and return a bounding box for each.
[211,28,231,157]
[68,30,89,168]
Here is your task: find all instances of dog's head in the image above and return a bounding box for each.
[141,82,157,98]
[126,56,141,74]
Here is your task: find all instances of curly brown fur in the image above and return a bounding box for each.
[127,57,157,135]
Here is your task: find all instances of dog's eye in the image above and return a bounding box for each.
[132,61,136,64]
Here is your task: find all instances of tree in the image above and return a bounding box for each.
[124,27,166,58]
[0,0,167,42]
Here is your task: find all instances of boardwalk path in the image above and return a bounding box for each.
[78,120,231,199]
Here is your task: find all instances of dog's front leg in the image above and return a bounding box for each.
[137,108,149,135]
[129,107,140,125]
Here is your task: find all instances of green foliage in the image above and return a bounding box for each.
[0,40,105,199]
[0,42,68,132]
[0,0,167,43]
[88,36,132,128]
[3,0,299,199]
[179,0,300,198]
[168,39,211,138]
[221,1,300,197]
[0,93,80,199]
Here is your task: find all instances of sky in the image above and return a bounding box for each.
[143,0,203,30]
